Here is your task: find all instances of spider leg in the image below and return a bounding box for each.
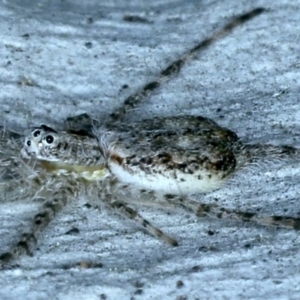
[163,195,300,231]
[96,178,179,246]
[243,214,300,230]
[0,156,49,204]
[0,185,73,270]
[0,129,30,202]
[110,8,265,122]
[109,200,178,247]
[0,159,36,203]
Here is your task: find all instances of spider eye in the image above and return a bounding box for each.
[26,140,31,147]
[45,135,54,144]
[33,130,41,137]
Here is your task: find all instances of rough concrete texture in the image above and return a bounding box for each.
[0,0,300,299]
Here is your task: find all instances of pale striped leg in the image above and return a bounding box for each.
[0,158,34,203]
[109,200,178,247]
[96,179,179,246]
[164,194,300,230]
[110,8,265,122]
[0,186,73,270]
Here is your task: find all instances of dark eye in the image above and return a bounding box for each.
[45,135,54,144]
[33,130,41,137]
[26,140,31,146]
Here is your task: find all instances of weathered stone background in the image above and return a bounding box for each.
[0,0,300,299]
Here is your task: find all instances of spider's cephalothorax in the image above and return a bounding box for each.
[21,125,110,182]
[22,125,107,166]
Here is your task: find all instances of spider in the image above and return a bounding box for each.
[2,7,298,270]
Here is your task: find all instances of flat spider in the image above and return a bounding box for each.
[2,7,297,270]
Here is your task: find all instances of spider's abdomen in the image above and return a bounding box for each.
[108,150,236,194]
[105,115,238,194]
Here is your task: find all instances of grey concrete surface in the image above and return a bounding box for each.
[0,0,300,299]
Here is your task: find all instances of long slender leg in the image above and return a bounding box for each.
[0,158,38,203]
[0,185,73,269]
[164,195,300,230]
[110,8,265,122]
[109,200,178,246]
[98,179,178,246]
[236,143,300,168]
[0,128,29,201]
[99,182,178,245]
[64,9,265,131]
[0,156,51,204]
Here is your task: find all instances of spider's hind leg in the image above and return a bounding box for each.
[164,194,300,231]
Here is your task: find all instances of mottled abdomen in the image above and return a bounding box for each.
[107,116,238,194]
[109,151,236,194]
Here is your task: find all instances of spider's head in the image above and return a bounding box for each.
[21,124,106,168]
[21,125,60,162]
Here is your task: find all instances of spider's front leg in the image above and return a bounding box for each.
[0,181,74,270]
[0,129,34,202]
[0,160,33,203]
[110,8,265,122]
